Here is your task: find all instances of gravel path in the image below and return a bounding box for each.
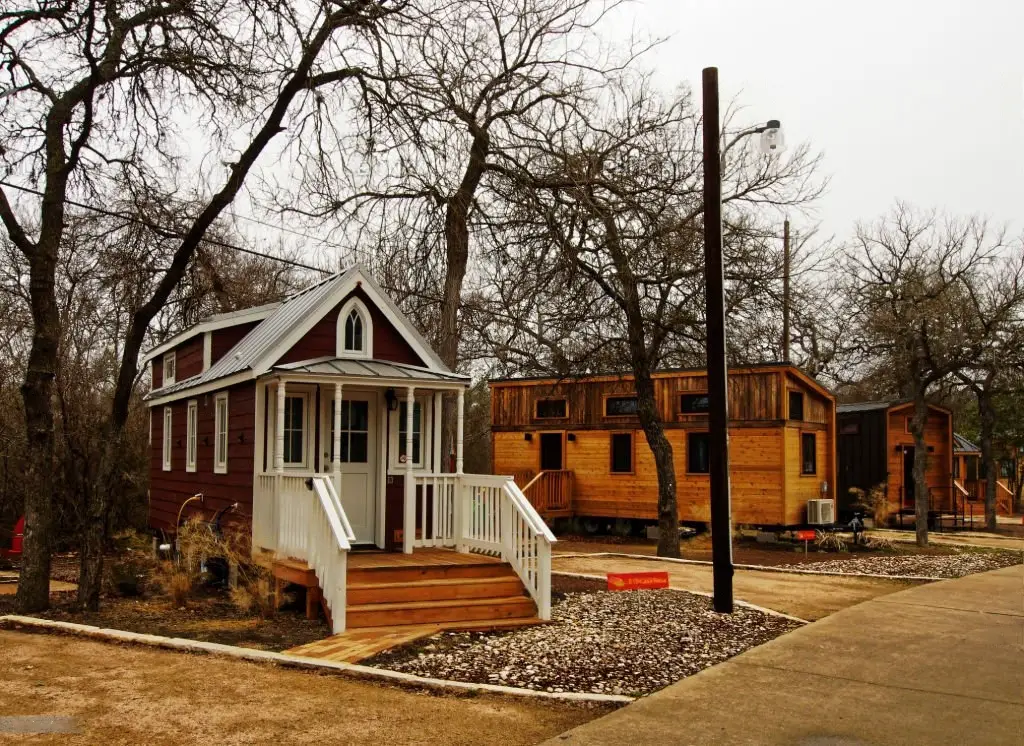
[773,547,1022,578]
[369,590,802,697]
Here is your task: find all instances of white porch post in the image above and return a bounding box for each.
[333,382,343,488]
[456,387,465,475]
[403,386,416,554]
[432,391,442,473]
[275,380,286,474]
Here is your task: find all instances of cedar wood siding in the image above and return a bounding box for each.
[886,405,952,512]
[149,382,256,532]
[491,366,836,526]
[277,287,425,366]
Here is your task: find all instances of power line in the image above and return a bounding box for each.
[0,180,331,275]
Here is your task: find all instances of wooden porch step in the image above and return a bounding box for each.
[271,558,317,587]
[347,575,527,605]
[347,562,517,585]
[346,595,537,628]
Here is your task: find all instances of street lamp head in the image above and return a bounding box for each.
[759,120,784,155]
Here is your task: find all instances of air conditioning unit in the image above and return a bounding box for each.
[807,499,835,526]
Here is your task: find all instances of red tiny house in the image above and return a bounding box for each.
[143,267,556,634]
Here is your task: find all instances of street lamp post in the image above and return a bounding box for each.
[701,66,783,614]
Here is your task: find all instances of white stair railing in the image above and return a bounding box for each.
[414,473,556,620]
[307,476,355,634]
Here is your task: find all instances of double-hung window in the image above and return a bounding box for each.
[162,407,173,471]
[186,401,198,472]
[214,393,229,474]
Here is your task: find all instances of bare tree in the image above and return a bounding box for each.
[954,251,1024,530]
[841,204,1011,545]
[0,0,406,610]
[472,81,823,556]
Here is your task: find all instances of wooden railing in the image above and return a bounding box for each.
[252,472,354,634]
[411,473,556,620]
[518,470,574,516]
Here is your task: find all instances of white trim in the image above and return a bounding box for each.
[376,397,387,549]
[185,400,198,472]
[388,395,431,472]
[146,371,252,407]
[141,304,278,364]
[203,332,212,371]
[163,352,176,386]
[162,407,173,471]
[269,384,316,471]
[214,392,229,474]
[335,296,373,359]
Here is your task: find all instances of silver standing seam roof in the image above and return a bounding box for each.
[836,400,899,414]
[953,433,981,454]
[274,357,468,382]
[145,265,457,400]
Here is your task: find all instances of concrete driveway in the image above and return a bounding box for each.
[544,564,1024,745]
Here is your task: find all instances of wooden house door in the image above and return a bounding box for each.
[902,447,916,507]
[539,433,564,471]
[323,391,378,544]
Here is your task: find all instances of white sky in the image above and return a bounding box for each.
[623,0,1024,239]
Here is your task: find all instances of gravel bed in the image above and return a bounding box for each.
[773,547,1022,578]
[368,590,802,697]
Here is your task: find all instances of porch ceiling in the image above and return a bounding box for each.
[271,356,469,385]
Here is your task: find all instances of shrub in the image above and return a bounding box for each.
[109,558,147,597]
[848,483,890,526]
[815,531,847,553]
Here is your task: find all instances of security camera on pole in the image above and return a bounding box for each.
[702,66,784,614]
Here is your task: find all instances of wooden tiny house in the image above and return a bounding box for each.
[836,401,953,519]
[953,433,1015,517]
[145,267,554,636]
[490,364,837,528]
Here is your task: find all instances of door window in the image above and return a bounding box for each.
[331,400,369,463]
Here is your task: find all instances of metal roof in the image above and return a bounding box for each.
[141,301,281,363]
[837,400,897,414]
[953,432,980,454]
[272,357,469,383]
[145,265,453,401]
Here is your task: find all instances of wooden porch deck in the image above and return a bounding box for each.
[347,546,504,569]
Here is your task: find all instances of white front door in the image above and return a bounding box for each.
[322,391,378,544]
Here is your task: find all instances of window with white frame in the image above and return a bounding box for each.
[283,394,308,466]
[186,400,198,472]
[214,393,229,474]
[390,398,428,470]
[336,298,373,358]
[162,407,173,471]
[163,352,176,385]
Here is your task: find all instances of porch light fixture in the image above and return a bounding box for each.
[385,388,399,412]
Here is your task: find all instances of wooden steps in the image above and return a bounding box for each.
[347,595,536,628]
[269,548,538,631]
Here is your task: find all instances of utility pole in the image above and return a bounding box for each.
[782,218,791,363]
[701,66,734,614]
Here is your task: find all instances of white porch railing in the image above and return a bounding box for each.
[253,472,355,634]
[412,473,556,619]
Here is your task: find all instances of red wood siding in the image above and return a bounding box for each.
[175,336,204,380]
[277,287,425,367]
[149,382,256,532]
[152,359,162,389]
[211,321,261,365]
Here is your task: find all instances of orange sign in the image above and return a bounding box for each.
[606,571,670,591]
[795,530,816,541]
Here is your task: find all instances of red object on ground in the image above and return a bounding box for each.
[1,516,24,559]
[795,529,816,541]
[606,571,670,591]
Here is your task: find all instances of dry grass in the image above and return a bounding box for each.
[815,531,848,553]
[848,483,891,526]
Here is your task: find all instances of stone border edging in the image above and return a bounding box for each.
[552,571,811,624]
[553,551,944,582]
[0,615,634,705]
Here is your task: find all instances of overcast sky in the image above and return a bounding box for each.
[623,0,1024,240]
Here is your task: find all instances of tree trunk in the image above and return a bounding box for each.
[977,389,998,532]
[77,427,124,609]
[16,253,61,612]
[910,393,930,547]
[437,130,489,463]
[635,377,679,558]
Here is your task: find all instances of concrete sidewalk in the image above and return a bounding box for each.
[544,564,1024,745]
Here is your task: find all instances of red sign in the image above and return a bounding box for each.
[795,529,816,541]
[607,571,670,591]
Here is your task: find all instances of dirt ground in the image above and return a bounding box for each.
[552,555,917,621]
[0,630,611,745]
